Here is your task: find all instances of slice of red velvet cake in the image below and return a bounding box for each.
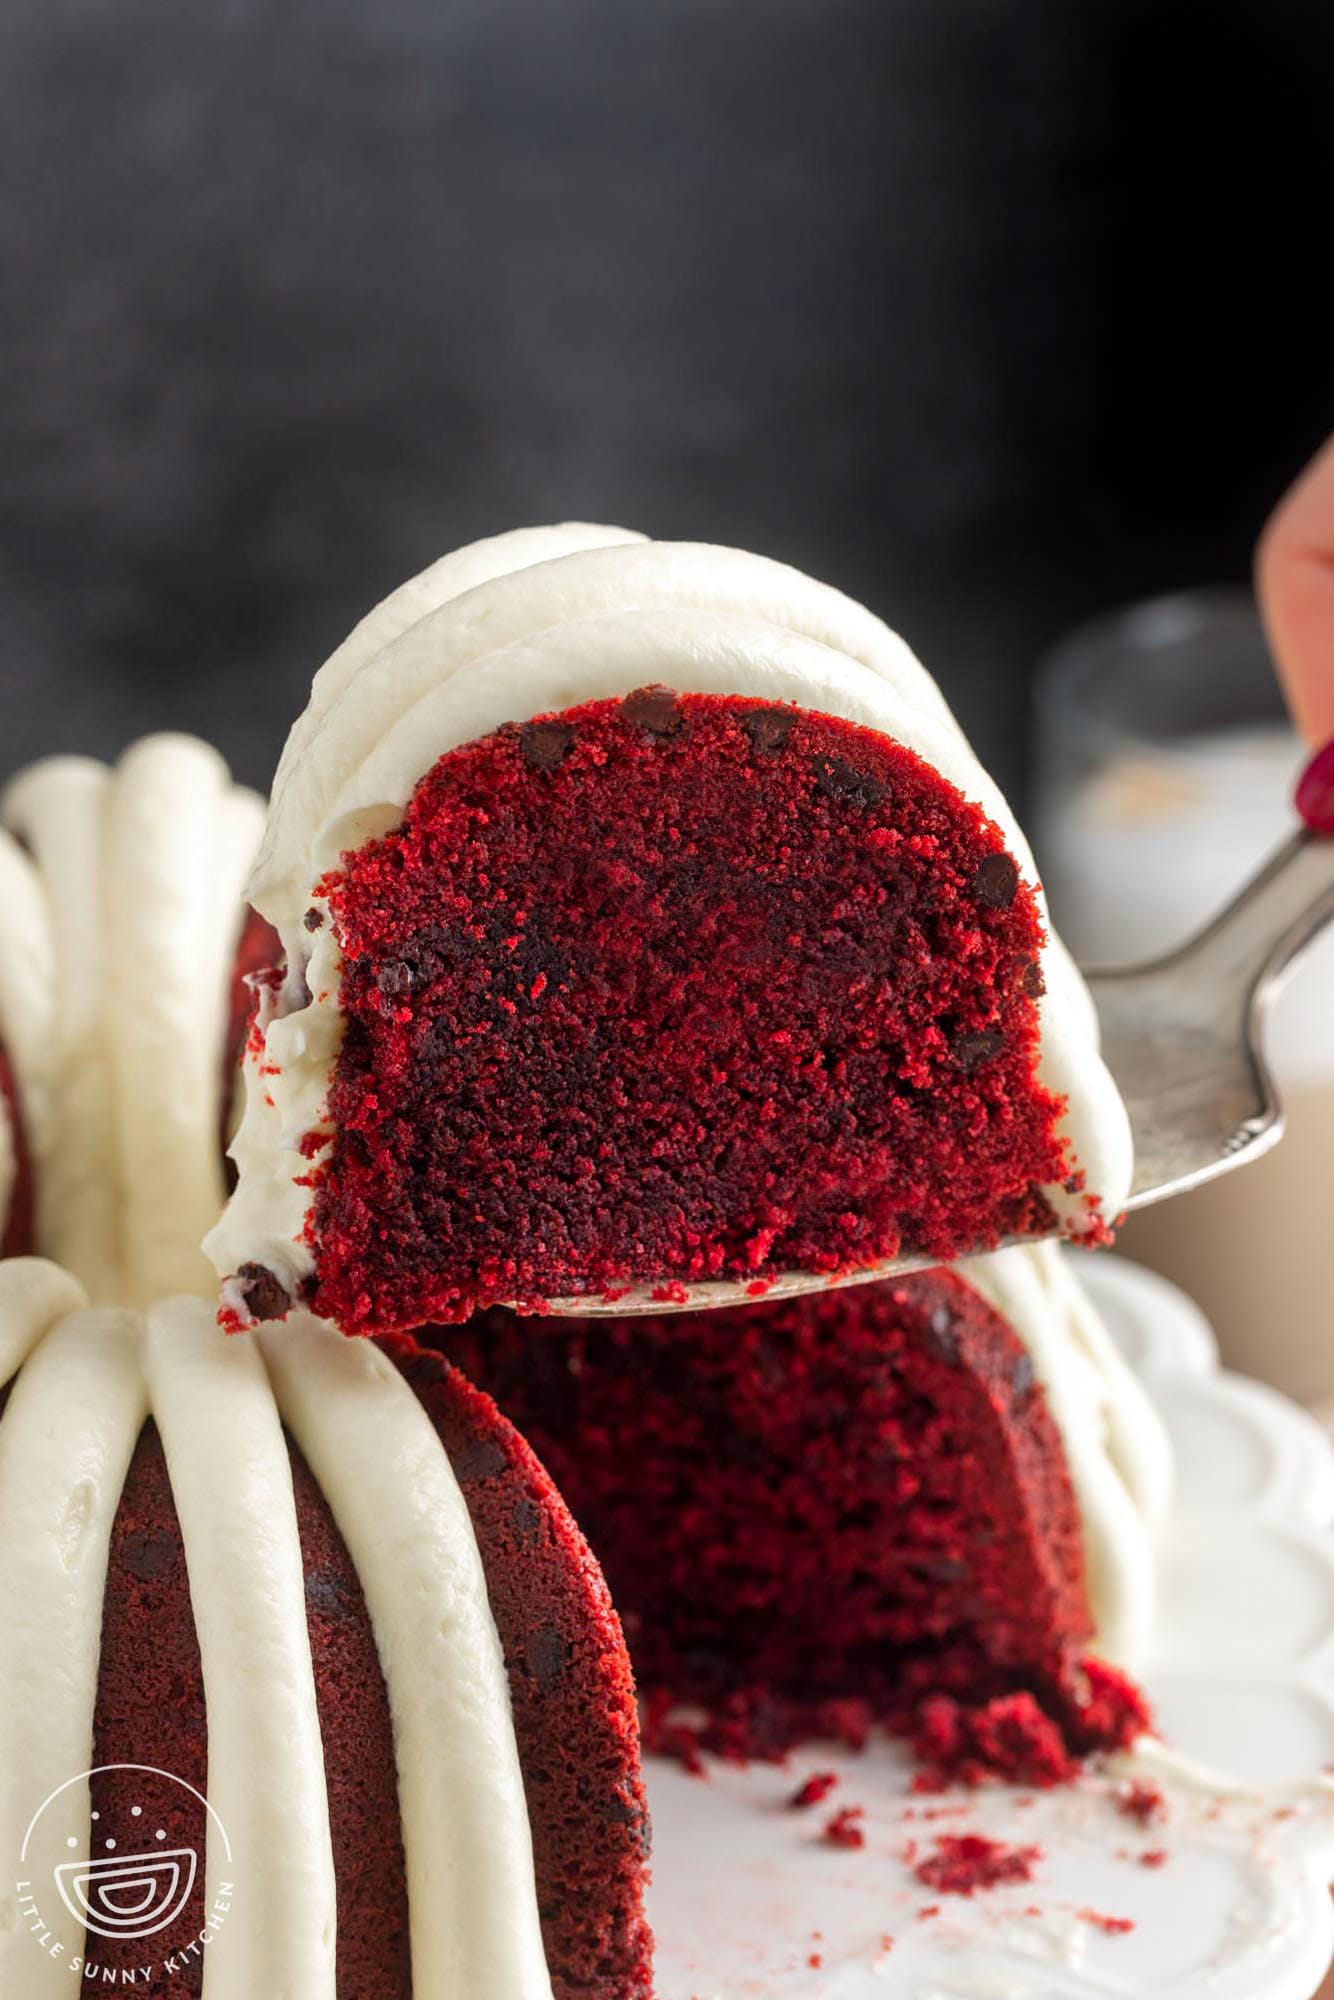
[431,1243,1170,1788]
[0,1260,652,1999]
[206,527,1132,1334]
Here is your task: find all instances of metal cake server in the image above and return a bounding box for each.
[549,825,1334,1317]
[1087,822,1334,1207]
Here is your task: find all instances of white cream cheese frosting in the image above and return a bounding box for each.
[0,1259,554,2000]
[0,737,264,1304]
[208,525,1133,1309]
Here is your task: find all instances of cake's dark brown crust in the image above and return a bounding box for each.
[307,691,1084,1333]
[84,1350,652,1998]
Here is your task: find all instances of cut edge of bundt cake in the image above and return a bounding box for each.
[429,1242,1169,1791]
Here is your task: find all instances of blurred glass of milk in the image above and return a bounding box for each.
[1035,589,1334,1404]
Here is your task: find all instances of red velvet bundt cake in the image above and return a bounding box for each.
[0,1260,652,1999]
[204,526,1132,1334]
[432,1242,1170,1788]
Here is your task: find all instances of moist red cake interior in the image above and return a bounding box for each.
[52,1345,652,2000]
[0,1042,34,1259]
[306,689,1089,1333]
[434,1269,1147,1787]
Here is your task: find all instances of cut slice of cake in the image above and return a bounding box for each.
[432,1242,1170,1787]
[200,526,1132,1332]
[0,1259,652,2000]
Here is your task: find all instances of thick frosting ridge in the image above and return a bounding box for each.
[210,525,1132,1302]
[0,1260,553,2000]
[0,737,264,1304]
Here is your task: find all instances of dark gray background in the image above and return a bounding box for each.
[2,0,1331,803]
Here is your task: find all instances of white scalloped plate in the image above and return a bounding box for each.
[644,1255,1334,2000]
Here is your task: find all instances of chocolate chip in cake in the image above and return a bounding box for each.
[604,1796,644,1824]
[812,755,884,810]
[923,1301,962,1365]
[120,1527,177,1582]
[376,960,413,998]
[1021,958,1045,998]
[396,1347,442,1395]
[303,906,324,932]
[604,1796,653,1853]
[526,1623,570,1688]
[918,1556,968,1583]
[952,1027,1005,1074]
[305,1569,357,1617]
[236,1261,292,1323]
[742,707,797,757]
[450,1437,508,1484]
[1010,1353,1036,1401]
[511,1495,542,1546]
[621,685,685,737]
[519,719,576,771]
[970,853,1020,909]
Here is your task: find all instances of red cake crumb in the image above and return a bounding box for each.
[1139,1848,1169,1868]
[918,1904,941,1920]
[1078,1908,1135,1936]
[823,1807,867,1849]
[913,1669,1148,1791]
[791,1772,839,1809]
[435,1269,1149,1782]
[913,1833,1041,1897]
[306,691,1087,1332]
[1115,1779,1167,1824]
[641,1694,708,1777]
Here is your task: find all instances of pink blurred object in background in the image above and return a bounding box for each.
[1036,590,1334,1405]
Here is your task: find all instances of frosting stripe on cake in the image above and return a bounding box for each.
[1,742,264,1306]
[105,739,266,1304]
[0,831,57,1239]
[0,1258,87,1388]
[2,758,120,1300]
[0,1298,147,2000]
[259,1317,555,2000]
[261,522,648,860]
[144,1297,339,1998]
